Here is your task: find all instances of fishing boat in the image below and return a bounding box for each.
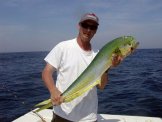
[13,108,162,122]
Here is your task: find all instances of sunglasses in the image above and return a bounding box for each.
[80,23,98,30]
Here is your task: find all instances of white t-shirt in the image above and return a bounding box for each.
[44,38,98,122]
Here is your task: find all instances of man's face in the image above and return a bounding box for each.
[79,20,98,43]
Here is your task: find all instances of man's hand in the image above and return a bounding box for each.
[50,88,64,106]
[111,54,122,67]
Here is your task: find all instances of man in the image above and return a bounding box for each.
[42,13,121,122]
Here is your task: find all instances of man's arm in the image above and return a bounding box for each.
[42,63,63,105]
[97,55,122,90]
[97,70,109,90]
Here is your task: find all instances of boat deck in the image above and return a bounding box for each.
[13,109,162,122]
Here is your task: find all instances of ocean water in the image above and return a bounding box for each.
[0,49,162,122]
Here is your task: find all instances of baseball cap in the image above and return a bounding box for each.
[79,13,99,25]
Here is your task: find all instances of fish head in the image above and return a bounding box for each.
[118,36,139,58]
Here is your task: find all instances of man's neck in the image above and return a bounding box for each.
[77,37,91,51]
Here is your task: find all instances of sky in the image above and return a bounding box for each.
[0,0,162,52]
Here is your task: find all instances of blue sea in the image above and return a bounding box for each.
[0,49,162,122]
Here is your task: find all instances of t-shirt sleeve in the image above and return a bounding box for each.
[44,43,62,69]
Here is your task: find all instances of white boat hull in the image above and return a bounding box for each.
[13,109,162,122]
